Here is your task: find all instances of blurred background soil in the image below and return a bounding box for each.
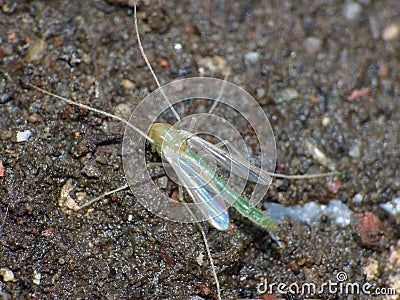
[1,0,399,299]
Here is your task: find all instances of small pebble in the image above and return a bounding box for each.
[120,79,136,91]
[362,257,380,281]
[349,141,362,158]
[0,268,16,282]
[274,88,299,103]
[382,23,400,41]
[81,164,100,178]
[264,199,352,226]
[59,181,82,212]
[347,87,370,101]
[28,113,43,123]
[256,88,265,98]
[1,130,13,141]
[351,212,385,247]
[156,176,168,189]
[196,253,204,266]
[244,51,260,63]
[25,39,47,62]
[342,1,362,21]
[16,130,32,142]
[379,198,400,216]
[328,179,342,194]
[305,140,336,171]
[197,55,228,75]
[174,43,182,51]
[33,271,41,285]
[0,92,13,104]
[378,62,389,78]
[352,193,364,203]
[303,36,322,54]
[114,103,132,119]
[322,116,330,126]
[0,161,4,177]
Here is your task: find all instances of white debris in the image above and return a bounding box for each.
[196,253,204,266]
[380,198,400,216]
[16,130,32,142]
[59,181,82,212]
[305,140,337,171]
[244,52,260,63]
[264,199,352,227]
[382,23,400,41]
[349,141,362,158]
[174,43,182,51]
[352,193,364,203]
[0,268,17,282]
[342,1,362,21]
[303,36,322,54]
[33,270,41,285]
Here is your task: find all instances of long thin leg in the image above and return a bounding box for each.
[177,185,222,300]
[75,184,129,211]
[74,160,169,211]
[214,138,340,179]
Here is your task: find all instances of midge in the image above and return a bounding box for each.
[25,2,341,298]
[26,2,339,233]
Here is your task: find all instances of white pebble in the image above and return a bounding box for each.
[349,141,362,158]
[264,199,352,226]
[256,88,265,98]
[174,43,182,51]
[244,52,260,63]
[33,270,41,285]
[16,130,32,142]
[352,193,364,203]
[342,1,362,21]
[196,253,204,266]
[380,198,400,216]
[382,23,400,41]
[322,116,331,126]
[303,36,322,54]
[0,268,16,282]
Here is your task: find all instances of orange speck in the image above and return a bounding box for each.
[53,36,61,47]
[263,294,278,300]
[347,87,370,101]
[185,25,195,34]
[7,32,16,40]
[159,57,170,68]
[0,161,4,177]
[309,94,318,103]
[327,179,342,194]
[352,212,385,247]
[171,190,179,202]
[194,283,211,296]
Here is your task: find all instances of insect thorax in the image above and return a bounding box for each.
[148,123,187,155]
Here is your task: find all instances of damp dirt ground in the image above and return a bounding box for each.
[1,0,399,299]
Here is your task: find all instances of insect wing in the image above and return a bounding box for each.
[162,147,230,231]
[183,133,272,186]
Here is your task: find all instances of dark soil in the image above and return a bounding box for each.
[1,0,399,299]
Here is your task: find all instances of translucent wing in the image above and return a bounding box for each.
[182,132,272,186]
[162,146,230,231]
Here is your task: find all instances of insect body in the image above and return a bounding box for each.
[148,122,277,231]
